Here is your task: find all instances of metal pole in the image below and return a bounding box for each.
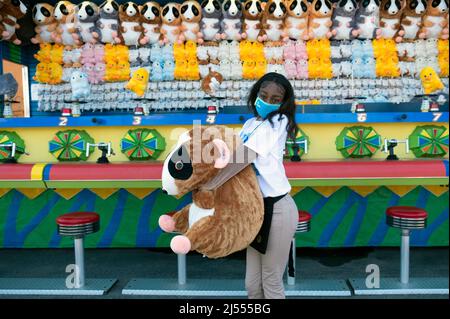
[74,237,85,288]
[400,229,410,284]
[177,254,186,285]
[287,238,296,286]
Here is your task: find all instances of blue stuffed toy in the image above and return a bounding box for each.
[150,60,164,82]
[163,59,175,81]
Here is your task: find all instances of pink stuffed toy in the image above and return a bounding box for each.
[296,59,308,79]
[94,44,105,63]
[81,43,96,65]
[82,62,96,83]
[295,40,308,60]
[284,59,297,79]
[93,63,105,84]
[283,41,296,61]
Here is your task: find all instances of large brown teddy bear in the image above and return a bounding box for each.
[159,125,264,259]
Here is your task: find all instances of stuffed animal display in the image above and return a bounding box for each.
[52,1,78,47]
[28,0,449,112]
[242,0,264,41]
[284,0,310,41]
[0,0,28,45]
[70,70,91,99]
[419,0,449,39]
[258,0,287,42]
[159,125,264,258]
[420,65,444,93]
[125,67,149,96]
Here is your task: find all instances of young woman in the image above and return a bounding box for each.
[203,72,299,298]
[240,72,299,299]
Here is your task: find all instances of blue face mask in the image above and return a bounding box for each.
[255,97,281,119]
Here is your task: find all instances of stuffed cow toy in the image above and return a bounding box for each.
[159,125,264,258]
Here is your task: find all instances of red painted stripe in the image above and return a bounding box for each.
[0,164,35,180]
[48,163,163,180]
[284,160,447,179]
[4,160,446,182]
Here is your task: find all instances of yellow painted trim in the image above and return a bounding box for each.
[53,188,83,200]
[30,163,46,180]
[127,188,156,199]
[89,188,119,200]
[16,188,46,199]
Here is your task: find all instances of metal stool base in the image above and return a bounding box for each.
[122,278,247,296]
[122,278,351,297]
[284,279,351,296]
[348,277,449,295]
[0,278,117,296]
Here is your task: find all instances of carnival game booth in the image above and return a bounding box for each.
[0,0,449,296]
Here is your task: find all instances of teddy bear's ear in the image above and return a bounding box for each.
[212,138,231,169]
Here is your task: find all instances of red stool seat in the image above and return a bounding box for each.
[386,206,428,219]
[296,210,311,233]
[386,206,427,230]
[57,212,100,237]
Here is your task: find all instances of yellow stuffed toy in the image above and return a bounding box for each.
[242,61,255,79]
[174,60,188,80]
[420,67,445,95]
[33,63,51,83]
[48,62,63,84]
[186,59,200,80]
[34,43,53,63]
[173,42,185,61]
[254,59,267,79]
[125,68,149,97]
[185,40,197,60]
[117,61,131,82]
[308,57,320,78]
[51,44,64,65]
[438,55,449,77]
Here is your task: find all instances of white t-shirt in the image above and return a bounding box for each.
[239,114,291,198]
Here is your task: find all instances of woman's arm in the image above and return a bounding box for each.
[201,144,257,191]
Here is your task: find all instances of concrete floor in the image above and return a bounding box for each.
[0,247,448,299]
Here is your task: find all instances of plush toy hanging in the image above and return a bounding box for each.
[1,0,28,45]
[158,126,264,258]
[241,0,263,41]
[160,2,182,44]
[201,69,223,95]
[419,0,449,39]
[308,0,333,39]
[95,0,120,44]
[118,1,145,46]
[179,0,203,43]
[73,1,101,44]
[331,0,357,40]
[258,0,287,42]
[199,0,223,43]
[125,68,149,97]
[378,0,406,39]
[70,70,91,100]
[220,0,244,41]
[420,66,445,94]
[141,1,162,45]
[396,0,427,42]
[353,0,381,39]
[52,1,78,47]
[283,0,309,41]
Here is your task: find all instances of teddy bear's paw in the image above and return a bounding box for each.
[170,235,191,255]
[159,214,176,232]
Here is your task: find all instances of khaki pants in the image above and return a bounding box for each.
[245,194,298,299]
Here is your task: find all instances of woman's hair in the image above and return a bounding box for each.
[247,72,298,140]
